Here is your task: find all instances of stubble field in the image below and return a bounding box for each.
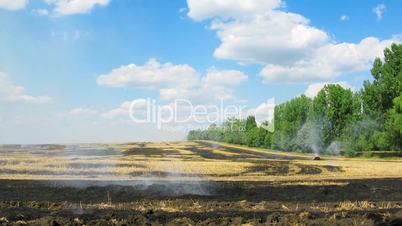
[0,141,401,225]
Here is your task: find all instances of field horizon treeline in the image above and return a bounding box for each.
[188,44,402,157]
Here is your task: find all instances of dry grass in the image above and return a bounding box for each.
[0,141,401,182]
[280,181,349,186]
[337,201,375,211]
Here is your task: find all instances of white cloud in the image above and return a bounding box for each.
[340,15,349,21]
[44,0,110,16]
[0,0,27,10]
[373,4,386,20]
[187,0,328,65]
[0,72,52,104]
[304,81,354,98]
[98,59,247,103]
[159,68,247,102]
[101,101,131,119]
[210,10,329,65]
[70,108,98,116]
[97,58,198,89]
[202,68,248,87]
[0,0,110,15]
[260,37,400,83]
[187,0,281,21]
[101,99,147,119]
[187,0,400,84]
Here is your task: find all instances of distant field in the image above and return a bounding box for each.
[0,141,401,225]
[0,141,401,181]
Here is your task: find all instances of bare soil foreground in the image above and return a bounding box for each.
[0,141,401,225]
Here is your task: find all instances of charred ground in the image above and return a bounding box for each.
[0,141,401,225]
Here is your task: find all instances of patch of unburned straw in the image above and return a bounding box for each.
[280,181,349,186]
[309,201,401,213]
[336,201,402,211]
[210,149,244,157]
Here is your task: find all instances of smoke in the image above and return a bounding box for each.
[211,142,220,149]
[61,144,213,196]
[326,141,343,155]
[294,119,324,154]
[340,116,385,154]
[2,142,214,196]
[132,179,213,196]
[134,159,213,196]
[295,119,349,155]
[274,117,349,155]
[305,122,322,154]
[290,115,384,156]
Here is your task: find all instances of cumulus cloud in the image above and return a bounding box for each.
[1,0,110,15]
[97,58,198,89]
[187,0,400,83]
[159,68,248,102]
[210,10,329,65]
[187,0,281,20]
[304,81,354,98]
[373,4,386,20]
[98,59,247,103]
[188,0,328,65]
[0,72,52,104]
[101,99,148,119]
[0,0,28,10]
[44,0,110,16]
[202,68,247,86]
[260,37,400,83]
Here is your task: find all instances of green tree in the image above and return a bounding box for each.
[310,84,354,146]
[341,116,387,155]
[222,118,246,144]
[245,127,267,147]
[245,116,257,131]
[205,123,224,141]
[362,43,402,115]
[260,121,273,148]
[245,127,259,147]
[385,93,402,151]
[272,95,312,150]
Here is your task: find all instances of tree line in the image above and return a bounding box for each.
[187,44,402,156]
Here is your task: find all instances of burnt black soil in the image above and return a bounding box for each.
[0,179,401,225]
[123,147,181,156]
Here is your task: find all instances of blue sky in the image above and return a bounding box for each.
[0,0,401,144]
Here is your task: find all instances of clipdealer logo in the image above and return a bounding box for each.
[128,98,275,132]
